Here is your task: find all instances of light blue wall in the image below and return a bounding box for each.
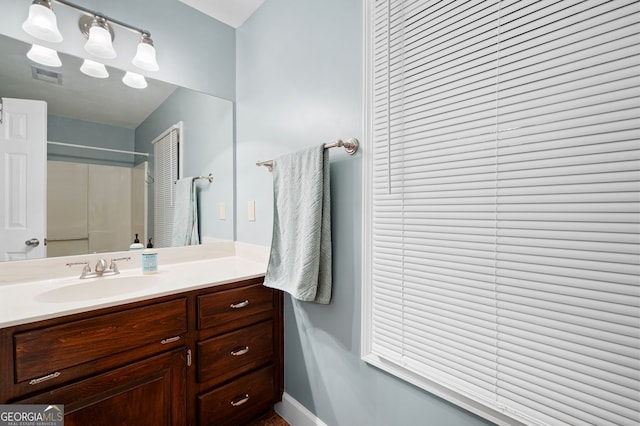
[236,1,494,425]
[0,0,236,100]
[136,87,234,242]
[47,115,136,167]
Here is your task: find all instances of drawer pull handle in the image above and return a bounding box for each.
[230,346,250,356]
[161,336,181,345]
[29,372,61,385]
[230,300,250,309]
[230,394,250,407]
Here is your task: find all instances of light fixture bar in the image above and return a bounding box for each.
[51,0,152,38]
[22,0,159,79]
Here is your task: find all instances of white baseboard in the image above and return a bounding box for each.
[275,392,328,426]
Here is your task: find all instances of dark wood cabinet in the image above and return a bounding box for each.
[0,276,283,426]
[194,281,283,425]
[16,348,187,426]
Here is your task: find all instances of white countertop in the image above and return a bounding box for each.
[0,242,270,328]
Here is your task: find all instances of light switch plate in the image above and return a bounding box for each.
[219,202,226,220]
[248,200,256,221]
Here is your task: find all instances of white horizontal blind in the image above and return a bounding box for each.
[363,1,640,425]
[153,126,179,248]
[495,1,640,424]
[370,0,502,407]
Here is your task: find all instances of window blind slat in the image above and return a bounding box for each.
[496,269,638,297]
[498,330,637,378]
[498,365,639,422]
[499,340,640,394]
[498,309,638,349]
[498,370,638,426]
[403,328,496,381]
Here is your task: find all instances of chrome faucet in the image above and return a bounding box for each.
[66,261,91,279]
[109,257,131,274]
[95,258,108,276]
[66,257,130,279]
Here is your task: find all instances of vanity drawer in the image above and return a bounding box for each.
[14,298,187,383]
[197,320,273,386]
[197,283,273,332]
[197,365,274,426]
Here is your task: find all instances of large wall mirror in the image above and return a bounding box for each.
[0,33,234,261]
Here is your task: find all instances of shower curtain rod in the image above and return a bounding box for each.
[47,141,150,157]
[256,138,359,171]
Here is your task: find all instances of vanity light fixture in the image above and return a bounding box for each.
[80,59,109,78]
[21,0,160,83]
[132,34,159,72]
[22,0,63,43]
[82,16,117,59]
[122,71,147,89]
[26,44,62,67]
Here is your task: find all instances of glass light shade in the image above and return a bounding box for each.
[26,44,62,67]
[122,71,147,89]
[84,22,116,59]
[22,2,63,43]
[80,59,109,78]
[132,39,159,72]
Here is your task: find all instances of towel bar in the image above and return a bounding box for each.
[193,174,213,183]
[256,138,359,171]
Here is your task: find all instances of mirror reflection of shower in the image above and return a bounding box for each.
[47,145,148,258]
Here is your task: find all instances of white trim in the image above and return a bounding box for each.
[177,121,184,180]
[143,160,149,244]
[275,392,328,426]
[360,0,374,363]
[363,354,527,426]
[150,123,181,145]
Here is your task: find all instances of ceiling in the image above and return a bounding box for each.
[177,0,265,28]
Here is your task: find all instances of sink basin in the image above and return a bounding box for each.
[35,275,163,303]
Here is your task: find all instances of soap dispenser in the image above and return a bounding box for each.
[147,238,153,248]
[130,234,144,250]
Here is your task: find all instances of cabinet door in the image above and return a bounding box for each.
[16,348,186,426]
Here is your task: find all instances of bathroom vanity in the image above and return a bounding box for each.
[0,249,283,426]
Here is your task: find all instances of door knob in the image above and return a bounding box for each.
[25,238,40,247]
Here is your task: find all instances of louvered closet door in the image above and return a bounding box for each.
[153,127,178,248]
[365,0,640,425]
[494,1,640,424]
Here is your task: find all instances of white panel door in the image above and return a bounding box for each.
[0,98,47,261]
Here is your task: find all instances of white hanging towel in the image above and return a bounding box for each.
[264,144,332,304]
[171,178,200,246]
